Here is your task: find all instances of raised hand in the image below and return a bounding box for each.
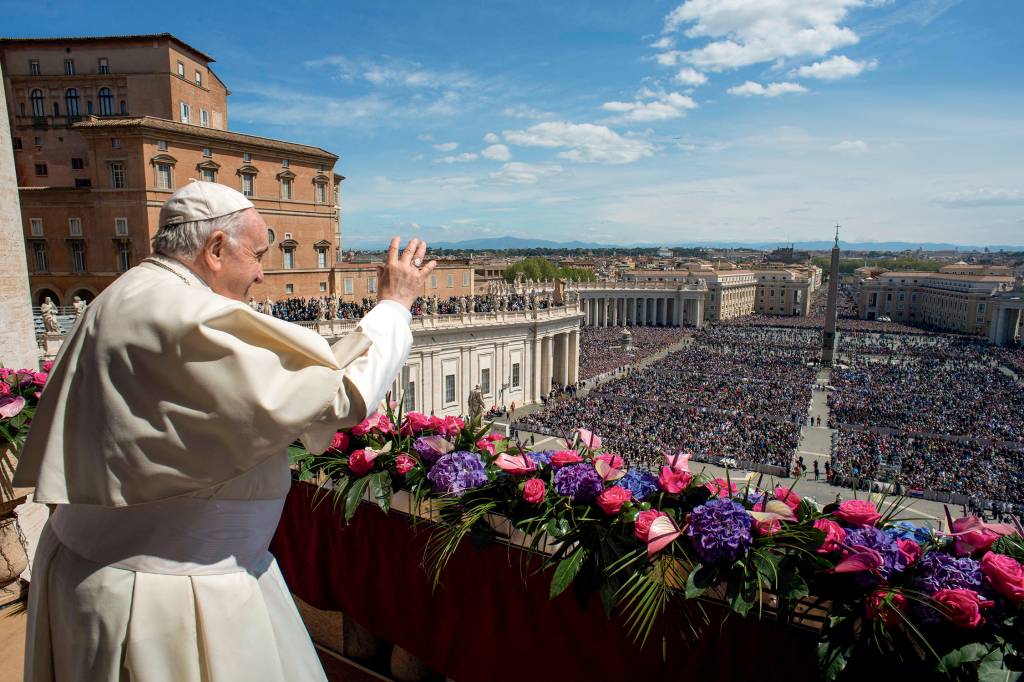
[376,237,437,309]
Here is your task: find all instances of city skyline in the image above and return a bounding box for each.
[4,0,1023,248]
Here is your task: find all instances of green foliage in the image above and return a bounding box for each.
[813,256,945,277]
[502,257,596,283]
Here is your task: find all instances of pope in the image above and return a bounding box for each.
[13,181,435,681]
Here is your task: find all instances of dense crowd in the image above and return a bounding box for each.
[836,333,988,359]
[516,325,817,469]
[578,327,690,380]
[263,293,565,322]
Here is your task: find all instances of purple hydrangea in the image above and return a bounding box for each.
[413,436,449,463]
[426,451,487,496]
[529,450,555,467]
[620,469,659,501]
[685,498,754,565]
[553,463,604,502]
[845,526,908,585]
[910,552,983,595]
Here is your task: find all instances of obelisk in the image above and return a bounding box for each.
[821,225,840,365]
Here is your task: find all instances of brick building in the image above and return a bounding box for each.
[1,33,343,305]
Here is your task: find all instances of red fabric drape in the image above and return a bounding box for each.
[271,482,818,681]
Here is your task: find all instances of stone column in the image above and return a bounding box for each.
[568,329,579,384]
[541,335,553,396]
[611,298,618,326]
[532,336,543,402]
[559,333,569,387]
[695,298,705,328]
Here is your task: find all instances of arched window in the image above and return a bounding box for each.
[30,89,45,117]
[98,88,113,116]
[65,88,80,117]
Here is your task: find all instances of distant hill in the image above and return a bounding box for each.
[431,236,614,250]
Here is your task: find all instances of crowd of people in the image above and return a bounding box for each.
[578,327,690,380]
[260,293,566,323]
[515,325,817,469]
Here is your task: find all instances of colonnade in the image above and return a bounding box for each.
[581,294,704,328]
[532,328,579,398]
[989,300,1024,347]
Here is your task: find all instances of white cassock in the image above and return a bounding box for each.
[13,255,413,681]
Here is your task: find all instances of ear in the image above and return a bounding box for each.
[205,231,229,271]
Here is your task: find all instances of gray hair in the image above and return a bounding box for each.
[151,211,247,259]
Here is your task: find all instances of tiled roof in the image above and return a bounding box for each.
[0,33,215,62]
[72,116,338,160]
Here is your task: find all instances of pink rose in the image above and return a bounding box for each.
[951,516,1016,556]
[0,382,10,396]
[485,432,506,442]
[31,372,47,388]
[330,431,350,452]
[494,453,536,475]
[0,395,26,419]
[932,588,993,629]
[594,453,625,470]
[834,499,882,527]
[401,412,432,436]
[658,466,693,494]
[441,416,465,437]
[981,553,1024,603]
[596,486,632,515]
[351,416,376,437]
[634,509,668,541]
[865,590,907,627]
[347,449,377,476]
[394,454,415,475]
[755,518,782,536]
[897,538,922,566]
[550,450,584,468]
[375,413,395,434]
[41,360,53,372]
[705,478,738,498]
[522,478,546,504]
[813,518,847,554]
[476,438,497,456]
[773,486,802,512]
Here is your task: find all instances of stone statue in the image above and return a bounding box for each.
[315,298,327,322]
[458,296,468,313]
[262,297,274,316]
[72,295,88,319]
[248,296,260,311]
[467,385,485,420]
[41,297,62,334]
[327,295,340,320]
[468,296,476,313]
[529,290,538,310]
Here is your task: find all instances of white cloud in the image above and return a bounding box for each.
[434,152,478,164]
[602,91,698,123]
[650,36,675,49]
[727,80,808,97]
[503,121,655,164]
[829,139,868,154]
[489,162,563,184]
[481,144,512,161]
[503,104,554,120]
[433,142,459,152]
[416,133,434,142]
[673,67,708,86]
[661,0,869,71]
[306,54,476,90]
[655,50,685,66]
[792,55,878,79]
[483,132,500,144]
[934,188,1024,208]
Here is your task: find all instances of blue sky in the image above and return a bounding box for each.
[7,0,1024,247]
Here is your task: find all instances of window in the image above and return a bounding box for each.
[98,58,109,74]
[86,100,93,115]
[31,89,45,117]
[243,152,252,162]
[68,217,82,236]
[179,102,190,124]
[241,173,254,197]
[177,61,185,78]
[201,167,216,182]
[64,59,75,75]
[344,278,354,294]
[70,241,86,272]
[463,272,469,286]
[444,374,456,404]
[316,247,327,268]
[200,109,209,127]
[402,366,416,412]
[447,274,454,288]
[480,368,491,394]
[120,100,128,115]
[315,182,327,203]
[195,70,202,86]
[512,362,520,388]
[110,162,126,188]
[74,178,92,188]
[202,147,211,157]
[117,242,131,272]
[431,274,437,289]
[282,247,294,269]
[282,159,289,168]
[32,242,47,272]
[156,163,172,189]
[157,139,167,151]
[98,88,113,116]
[29,59,40,75]
[64,88,80,117]
[111,137,121,149]
[115,217,128,236]
[13,137,22,151]
[280,177,292,200]
[29,218,43,237]
[53,101,59,116]
[319,282,327,293]
[35,163,48,176]
[368,276,377,293]
[285,283,294,295]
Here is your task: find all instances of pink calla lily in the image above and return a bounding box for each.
[576,428,602,450]
[663,452,691,473]
[494,453,536,475]
[833,546,885,574]
[647,516,682,557]
[0,395,26,419]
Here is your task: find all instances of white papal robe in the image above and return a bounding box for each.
[13,255,413,681]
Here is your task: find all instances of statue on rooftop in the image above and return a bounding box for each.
[468,385,485,420]
[72,295,88,320]
[41,297,62,334]
[327,294,340,320]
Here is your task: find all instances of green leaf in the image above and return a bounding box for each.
[939,641,993,673]
[343,475,371,521]
[977,648,1011,682]
[684,563,718,599]
[369,471,391,513]
[550,546,587,599]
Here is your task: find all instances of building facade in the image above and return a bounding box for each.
[1,34,343,304]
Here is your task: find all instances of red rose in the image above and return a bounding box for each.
[773,486,802,512]
[981,553,1024,603]
[0,382,9,396]
[31,371,48,387]
[347,449,377,476]
[596,486,632,515]
[401,412,432,436]
[522,478,546,504]
[330,431,350,452]
[485,432,506,442]
[633,509,668,541]
[394,454,415,475]
[550,450,584,468]
[932,588,993,629]
[658,466,693,494]
[476,438,497,456]
[865,590,907,627]
[41,360,54,372]
[813,518,847,554]
[897,538,922,566]
[376,413,395,434]
[834,499,882,527]
[441,416,464,436]
[351,417,376,437]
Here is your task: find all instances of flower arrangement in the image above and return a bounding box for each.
[291,410,1024,681]
[1,362,50,505]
